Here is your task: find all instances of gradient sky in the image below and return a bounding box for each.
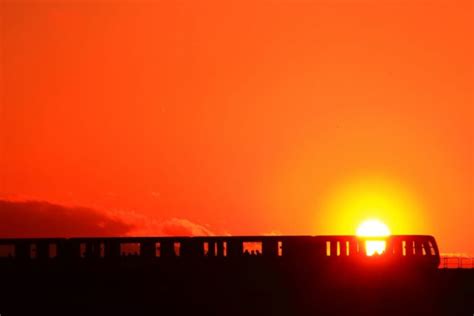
[1,0,473,255]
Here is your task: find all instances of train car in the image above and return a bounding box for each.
[0,235,440,269]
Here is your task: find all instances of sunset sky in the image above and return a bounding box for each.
[1,0,473,255]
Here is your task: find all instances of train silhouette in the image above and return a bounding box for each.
[2,234,472,316]
[0,234,440,269]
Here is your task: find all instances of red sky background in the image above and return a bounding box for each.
[1,0,473,255]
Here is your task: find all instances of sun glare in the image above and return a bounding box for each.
[356,219,390,256]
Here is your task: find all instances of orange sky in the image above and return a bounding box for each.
[1,0,473,255]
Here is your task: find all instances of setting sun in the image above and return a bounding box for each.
[356,220,390,256]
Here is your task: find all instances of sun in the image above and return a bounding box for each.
[356,219,390,237]
[356,219,390,256]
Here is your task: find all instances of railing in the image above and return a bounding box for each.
[440,256,474,269]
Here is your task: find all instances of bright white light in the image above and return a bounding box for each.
[356,219,390,237]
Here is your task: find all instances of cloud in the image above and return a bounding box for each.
[160,218,214,236]
[0,199,215,238]
[111,210,214,236]
[0,199,133,237]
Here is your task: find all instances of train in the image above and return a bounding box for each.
[0,235,440,269]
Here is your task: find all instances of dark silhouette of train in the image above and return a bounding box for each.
[0,234,440,269]
[1,234,472,316]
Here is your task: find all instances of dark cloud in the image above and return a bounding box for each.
[0,200,215,238]
[0,200,133,237]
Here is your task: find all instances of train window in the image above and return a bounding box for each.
[428,241,436,256]
[243,242,262,256]
[421,242,428,256]
[30,244,37,259]
[49,243,57,258]
[223,241,227,257]
[278,241,283,256]
[0,244,15,258]
[326,241,331,256]
[120,243,141,256]
[344,241,350,256]
[336,242,341,256]
[216,242,224,256]
[155,242,161,257]
[403,240,415,256]
[174,242,181,257]
[418,243,423,256]
[203,242,217,256]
